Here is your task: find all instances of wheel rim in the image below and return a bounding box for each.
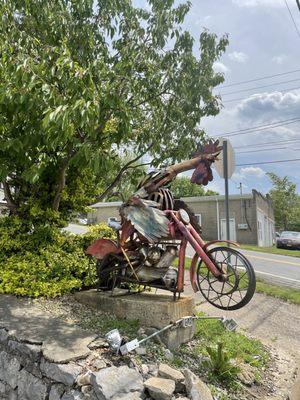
[197,247,254,310]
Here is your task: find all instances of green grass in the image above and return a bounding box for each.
[170,314,268,388]
[241,244,300,258]
[255,279,300,305]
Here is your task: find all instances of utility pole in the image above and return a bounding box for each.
[296,0,300,12]
[223,140,230,241]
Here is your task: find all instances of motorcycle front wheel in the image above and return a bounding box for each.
[197,246,256,310]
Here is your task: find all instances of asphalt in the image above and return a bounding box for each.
[186,245,300,289]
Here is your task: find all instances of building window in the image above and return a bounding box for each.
[195,213,202,226]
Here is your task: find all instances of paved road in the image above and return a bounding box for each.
[63,223,89,235]
[186,244,300,289]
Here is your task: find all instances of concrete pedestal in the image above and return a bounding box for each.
[75,290,195,349]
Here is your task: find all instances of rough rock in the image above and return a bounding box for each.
[91,365,144,400]
[162,349,174,362]
[0,381,6,395]
[144,377,175,400]
[49,383,65,400]
[113,393,143,400]
[0,329,9,344]
[183,369,213,400]
[40,359,82,386]
[135,347,147,356]
[148,364,158,376]
[237,363,256,386]
[158,363,185,391]
[8,340,42,362]
[92,358,107,370]
[61,390,85,400]
[17,369,47,400]
[77,371,92,386]
[81,385,98,399]
[0,351,20,389]
[88,338,108,350]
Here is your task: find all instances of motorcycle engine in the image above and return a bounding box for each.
[131,245,178,288]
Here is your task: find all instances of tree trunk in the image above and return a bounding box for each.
[2,181,18,215]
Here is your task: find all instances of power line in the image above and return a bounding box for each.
[236,158,300,166]
[223,86,300,104]
[238,146,297,154]
[220,78,300,96]
[284,0,300,39]
[219,69,300,88]
[235,137,300,149]
[216,118,300,138]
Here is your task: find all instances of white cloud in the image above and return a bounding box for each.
[232,167,265,181]
[272,54,287,64]
[236,90,300,121]
[232,0,284,7]
[228,51,248,63]
[213,62,230,74]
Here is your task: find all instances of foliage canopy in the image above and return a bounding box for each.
[0,0,228,224]
[267,173,300,231]
[170,176,218,198]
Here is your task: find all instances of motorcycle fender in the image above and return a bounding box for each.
[203,240,240,251]
[86,238,120,259]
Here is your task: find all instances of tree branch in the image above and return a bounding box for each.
[52,149,76,211]
[2,180,18,215]
[94,145,153,202]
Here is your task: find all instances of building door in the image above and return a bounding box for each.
[220,218,236,241]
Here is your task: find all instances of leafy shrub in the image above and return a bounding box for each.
[0,218,115,297]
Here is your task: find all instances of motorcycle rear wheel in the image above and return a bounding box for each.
[197,246,256,310]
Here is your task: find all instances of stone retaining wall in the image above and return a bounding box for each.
[0,326,213,400]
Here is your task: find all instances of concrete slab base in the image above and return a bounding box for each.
[75,289,196,349]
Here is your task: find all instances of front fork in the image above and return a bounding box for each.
[175,221,228,294]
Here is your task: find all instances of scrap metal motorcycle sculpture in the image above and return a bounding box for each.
[87,141,256,310]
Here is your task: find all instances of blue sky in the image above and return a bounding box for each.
[135,0,300,195]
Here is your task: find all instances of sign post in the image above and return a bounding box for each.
[214,138,235,241]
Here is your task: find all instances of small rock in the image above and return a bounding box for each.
[163,349,174,362]
[113,393,143,400]
[61,390,84,400]
[137,328,146,336]
[158,364,185,392]
[49,383,65,400]
[88,337,108,350]
[141,364,149,376]
[91,365,143,399]
[92,358,107,370]
[77,371,92,386]
[183,369,213,400]
[148,364,158,376]
[40,359,82,386]
[237,363,256,386]
[81,385,98,400]
[0,329,9,344]
[135,347,147,356]
[144,377,175,400]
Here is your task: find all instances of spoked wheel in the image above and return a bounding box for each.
[197,246,256,310]
[96,254,123,291]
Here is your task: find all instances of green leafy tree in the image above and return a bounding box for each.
[0,0,228,226]
[170,176,218,198]
[267,173,299,230]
